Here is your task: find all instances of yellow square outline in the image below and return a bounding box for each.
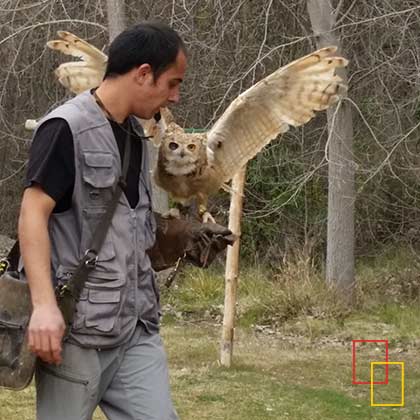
[370,362,404,407]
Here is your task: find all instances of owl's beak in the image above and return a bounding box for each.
[180,151,185,158]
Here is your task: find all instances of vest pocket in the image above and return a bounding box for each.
[82,152,116,188]
[68,271,125,336]
[84,289,121,332]
[82,151,116,204]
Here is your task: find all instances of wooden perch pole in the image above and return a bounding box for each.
[220,165,246,367]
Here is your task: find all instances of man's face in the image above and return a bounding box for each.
[133,50,187,119]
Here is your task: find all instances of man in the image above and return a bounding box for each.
[18,22,232,419]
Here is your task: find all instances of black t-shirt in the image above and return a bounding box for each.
[25,117,143,212]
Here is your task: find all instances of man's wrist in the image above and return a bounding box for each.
[31,291,58,309]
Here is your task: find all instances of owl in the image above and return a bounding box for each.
[42,31,348,222]
[154,118,216,220]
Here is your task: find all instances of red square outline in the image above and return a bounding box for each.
[352,340,389,385]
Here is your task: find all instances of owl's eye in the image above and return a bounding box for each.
[187,144,196,151]
[168,142,179,150]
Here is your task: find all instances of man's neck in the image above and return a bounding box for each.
[94,81,131,123]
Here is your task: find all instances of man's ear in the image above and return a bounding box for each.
[134,63,153,84]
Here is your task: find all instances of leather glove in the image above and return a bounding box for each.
[147,213,236,271]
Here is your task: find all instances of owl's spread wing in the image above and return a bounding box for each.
[52,61,104,94]
[47,31,107,94]
[206,46,348,183]
[48,31,107,64]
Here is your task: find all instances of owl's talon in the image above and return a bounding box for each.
[202,211,216,224]
[162,208,181,219]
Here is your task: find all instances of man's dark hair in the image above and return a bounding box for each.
[104,22,186,81]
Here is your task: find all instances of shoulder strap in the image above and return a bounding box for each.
[57,124,132,329]
[63,123,132,301]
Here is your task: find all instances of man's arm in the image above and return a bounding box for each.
[18,185,65,365]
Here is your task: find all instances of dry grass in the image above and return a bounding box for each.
[2,249,420,419]
[2,319,420,419]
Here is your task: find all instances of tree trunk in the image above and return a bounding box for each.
[307,0,355,300]
[220,166,246,367]
[106,0,126,42]
[105,0,169,212]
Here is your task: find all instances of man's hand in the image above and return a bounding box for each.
[28,303,66,365]
[19,186,65,364]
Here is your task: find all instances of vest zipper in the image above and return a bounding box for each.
[131,208,139,317]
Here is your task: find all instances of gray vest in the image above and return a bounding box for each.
[25,91,159,348]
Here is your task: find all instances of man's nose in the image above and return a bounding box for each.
[168,88,180,104]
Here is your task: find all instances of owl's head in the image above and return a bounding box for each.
[160,125,206,176]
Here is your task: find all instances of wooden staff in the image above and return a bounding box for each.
[220,165,246,367]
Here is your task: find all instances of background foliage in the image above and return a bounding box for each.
[1,0,420,264]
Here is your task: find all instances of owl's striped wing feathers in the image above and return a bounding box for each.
[46,32,348,184]
[47,31,107,94]
[50,61,105,95]
[46,31,172,143]
[206,46,348,183]
[48,31,107,64]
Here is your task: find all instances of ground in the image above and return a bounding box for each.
[1,318,419,420]
[1,248,419,419]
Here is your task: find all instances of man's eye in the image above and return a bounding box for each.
[169,142,179,150]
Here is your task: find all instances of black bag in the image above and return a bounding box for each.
[0,266,35,390]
